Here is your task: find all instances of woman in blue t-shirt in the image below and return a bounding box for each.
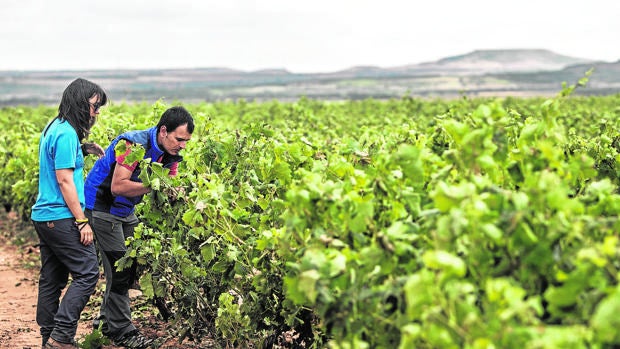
[31,78,107,348]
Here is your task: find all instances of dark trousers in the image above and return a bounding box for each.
[86,209,140,338]
[32,218,99,344]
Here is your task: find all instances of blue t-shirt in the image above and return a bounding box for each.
[31,118,85,222]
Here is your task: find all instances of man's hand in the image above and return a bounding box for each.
[164,186,185,203]
[82,142,105,158]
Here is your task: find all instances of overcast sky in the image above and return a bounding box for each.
[1,0,618,73]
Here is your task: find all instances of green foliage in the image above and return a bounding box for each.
[115,140,146,165]
[5,79,620,347]
[78,329,111,349]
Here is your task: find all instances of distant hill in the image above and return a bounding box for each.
[489,59,620,95]
[298,49,599,79]
[0,49,617,105]
[414,49,595,74]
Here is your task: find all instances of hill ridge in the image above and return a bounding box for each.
[0,49,617,105]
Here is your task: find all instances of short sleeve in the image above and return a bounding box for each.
[53,131,80,170]
[116,140,139,171]
[168,162,178,177]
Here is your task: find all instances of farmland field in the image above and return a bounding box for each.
[3,81,620,348]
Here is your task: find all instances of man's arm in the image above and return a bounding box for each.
[110,164,152,197]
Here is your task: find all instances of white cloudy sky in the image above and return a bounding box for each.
[1,0,618,73]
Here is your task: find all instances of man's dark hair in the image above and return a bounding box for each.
[157,106,194,134]
[57,78,108,141]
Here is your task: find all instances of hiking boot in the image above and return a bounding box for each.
[113,329,154,349]
[44,337,77,348]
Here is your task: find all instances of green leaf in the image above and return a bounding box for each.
[592,287,620,343]
[481,223,503,243]
[422,250,466,278]
[139,272,155,298]
[284,269,320,305]
[200,243,216,263]
[394,144,424,183]
[298,269,321,304]
[350,200,373,233]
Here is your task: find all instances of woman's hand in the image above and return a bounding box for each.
[82,142,105,158]
[79,223,94,246]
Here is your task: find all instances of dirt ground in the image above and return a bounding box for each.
[0,211,210,349]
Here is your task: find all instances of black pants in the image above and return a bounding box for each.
[32,218,99,344]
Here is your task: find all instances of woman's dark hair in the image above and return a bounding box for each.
[156,106,195,134]
[56,78,108,141]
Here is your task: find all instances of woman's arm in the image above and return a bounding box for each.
[56,169,93,245]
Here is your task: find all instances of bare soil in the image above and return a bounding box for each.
[0,211,211,349]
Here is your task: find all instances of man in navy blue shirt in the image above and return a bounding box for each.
[84,106,194,348]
